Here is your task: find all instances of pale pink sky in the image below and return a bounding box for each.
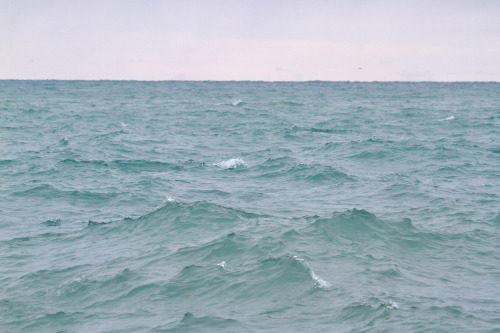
[2,0,499,81]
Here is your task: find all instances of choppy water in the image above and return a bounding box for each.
[1,81,500,332]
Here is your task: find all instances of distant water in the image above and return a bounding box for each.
[1,81,500,332]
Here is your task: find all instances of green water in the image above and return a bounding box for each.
[1,81,499,332]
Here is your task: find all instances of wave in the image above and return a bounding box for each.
[339,297,399,329]
[291,255,330,288]
[216,99,246,107]
[171,232,247,263]
[258,163,355,183]
[439,115,455,121]
[60,158,208,172]
[214,158,247,169]
[22,107,48,114]
[256,156,297,172]
[80,202,428,254]
[90,130,128,140]
[20,311,83,332]
[112,159,182,172]
[489,147,500,154]
[290,125,347,134]
[159,253,329,314]
[11,198,437,266]
[83,201,262,243]
[12,184,118,202]
[61,158,109,167]
[312,209,388,235]
[308,209,421,243]
[144,200,261,222]
[163,312,241,332]
[41,219,62,227]
[0,159,15,168]
[4,198,487,332]
[279,101,304,106]
[59,137,69,145]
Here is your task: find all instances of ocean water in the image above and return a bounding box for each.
[1,80,499,332]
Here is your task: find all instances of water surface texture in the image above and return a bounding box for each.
[1,81,500,332]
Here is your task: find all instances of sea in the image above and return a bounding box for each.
[1,80,499,332]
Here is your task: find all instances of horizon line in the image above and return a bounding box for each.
[1,79,499,83]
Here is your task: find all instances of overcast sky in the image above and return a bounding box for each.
[2,0,499,81]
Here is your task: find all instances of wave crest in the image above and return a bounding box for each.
[214,158,247,169]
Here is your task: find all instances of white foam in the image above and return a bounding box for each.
[293,255,331,288]
[232,99,242,106]
[439,115,455,121]
[121,122,128,127]
[217,261,226,269]
[311,270,331,288]
[214,158,247,169]
[155,196,175,209]
[386,301,399,309]
[56,274,86,295]
[59,137,69,145]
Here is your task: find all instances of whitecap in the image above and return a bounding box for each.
[232,99,243,106]
[154,196,175,209]
[293,255,331,288]
[214,158,247,169]
[439,115,455,121]
[386,301,399,309]
[311,270,331,288]
[217,261,226,269]
[56,274,87,295]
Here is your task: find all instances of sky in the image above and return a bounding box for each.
[2,0,500,81]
